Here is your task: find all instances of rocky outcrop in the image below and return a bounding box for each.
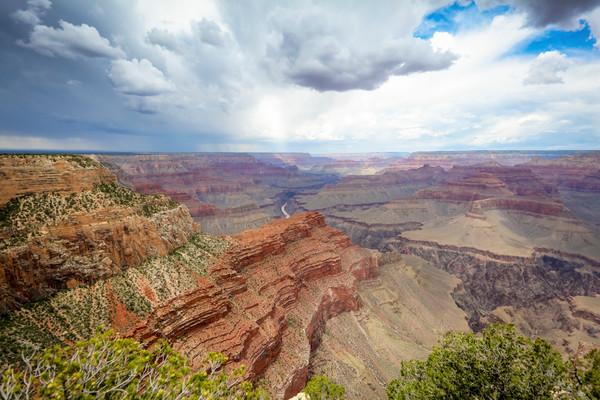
[443,164,556,196]
[519,151,600,189]
[386,236,600,353]
[295,165,445,211]
[414,172,513,201]
[0,155,199,313]
[0,154,116,205]
[381,150,575,172]
[131,212,379,398]
[466,197,578,219]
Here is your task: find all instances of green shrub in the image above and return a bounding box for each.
[302,375,345,400]
[387,324,571,400]
[0,328,270,400]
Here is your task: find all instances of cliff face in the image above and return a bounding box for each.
[0,154,116,205]
[131,212,379,398]
[386,236,600,354]
[380,150,575,172]
[0,212,379,399]
[0,154,199,314]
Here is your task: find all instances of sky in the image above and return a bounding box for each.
[1,0,600,153]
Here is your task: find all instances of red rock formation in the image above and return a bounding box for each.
[294,165,445,211]
[447,164,556,196]
[466,197,578,219]
[129,212,379,398]
[519,151,600,186]
[381,151,574,172]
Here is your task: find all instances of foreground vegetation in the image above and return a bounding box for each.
[0,329,349,400]
[2,320,599,399]
[0,328,270,400]
[387,323,600,400]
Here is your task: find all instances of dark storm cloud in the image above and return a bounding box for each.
[223,1,458,92]
[476,0,600,28]
[287,39,456,92]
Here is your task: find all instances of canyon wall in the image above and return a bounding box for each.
[386,236,600,354]
[96,153,333,235]
[0,154,199,313]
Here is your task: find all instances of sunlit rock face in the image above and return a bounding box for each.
[0,210,380,399]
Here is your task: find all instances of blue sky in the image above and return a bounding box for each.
[1,0,599,153]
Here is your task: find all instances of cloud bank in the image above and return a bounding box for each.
[1,0,599,152]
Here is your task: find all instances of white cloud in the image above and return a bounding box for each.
[523,51,570,85]
[18,20,126,59]
[108,58,174,96]
[11,0,51,26]
[145,28,179,51]
[586,7,600,48]
[261,4,456,92]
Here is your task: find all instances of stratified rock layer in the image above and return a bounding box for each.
[0,154,117,205]
[0,154,199,313]
[386,236,600,354]
[0,212,379,400]
[97,153,333,235]
[131,212,379,398]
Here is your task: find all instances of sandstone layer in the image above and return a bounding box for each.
[0,154,116,205]
[381,150,575,172]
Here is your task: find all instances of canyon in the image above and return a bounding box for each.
[1,150,600,399]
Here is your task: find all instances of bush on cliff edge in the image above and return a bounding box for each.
[387,323,600,400]
[0,328,270,400]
